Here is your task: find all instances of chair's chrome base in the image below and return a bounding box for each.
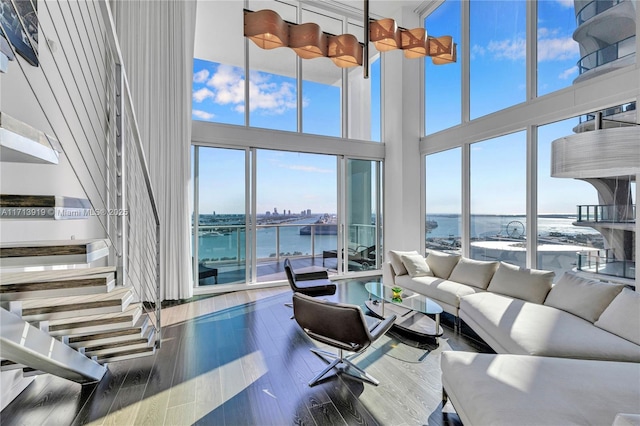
[308,348,379,386]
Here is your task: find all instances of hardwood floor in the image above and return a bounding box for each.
[0,279,492,425]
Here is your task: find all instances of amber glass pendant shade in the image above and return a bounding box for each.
[289,22,328,59]
[369,18,401,52]
[328,34,363,67]
[244,9,289,50]
[401,28,428,58]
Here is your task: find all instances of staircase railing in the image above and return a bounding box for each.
[100,2,162,347]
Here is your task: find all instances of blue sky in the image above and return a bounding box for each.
[192,0,594,215]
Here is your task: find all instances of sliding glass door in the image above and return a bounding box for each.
[192,146,383,286]
[344,159,382,272]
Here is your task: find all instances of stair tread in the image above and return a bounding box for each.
[22,287,131,310]
[0,267,116,285]
[0,239,109,259]
[0,194,90,208]
[48,303,142,327]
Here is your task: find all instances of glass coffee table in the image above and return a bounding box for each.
[364,282,444,343]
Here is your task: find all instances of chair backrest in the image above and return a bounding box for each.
[284,258,298,291]
[292,292,371,352]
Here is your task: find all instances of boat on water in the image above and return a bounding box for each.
[300,214,338,235]
[427,220,438,232]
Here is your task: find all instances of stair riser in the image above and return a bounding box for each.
[97,346,155,364]
[0,280,115,301]
[23,299,133,322]
[48,311,142,337]
[22,291,133,321]
[84,335,154,357]
[67,320,149,349]
[0,251,108,268]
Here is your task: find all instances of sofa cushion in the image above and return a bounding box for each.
[460,292,640,362]
[448,257,498,290]
[425,251,460,279]
[395,274,484,312]
[595,288,640,346]
[544,272,625,323]
[487,262,554,304]
[441,351,640,426]
[399,252,433,277]
[388,250,419,276]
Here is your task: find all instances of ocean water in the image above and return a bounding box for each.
[196,214,601,262]
[427,214,600,239]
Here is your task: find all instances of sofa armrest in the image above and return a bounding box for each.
[382,262,396,286]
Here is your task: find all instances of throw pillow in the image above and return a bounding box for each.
[425,251,461,279]
[448,257,499,289]
[544,272,625,323]
[595,288,640,345]
[487,262,554,304]
[399,252,433,277]
[388,250,419,276]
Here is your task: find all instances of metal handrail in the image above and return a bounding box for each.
[576,204,636,223]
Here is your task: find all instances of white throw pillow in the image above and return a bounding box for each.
[544,272,625,323]
[595,288,640,345]
[448,257,499,289]
[388,250,419,276]
[487,262,554,304]
[425,251,461,279]
[399,253,433,277]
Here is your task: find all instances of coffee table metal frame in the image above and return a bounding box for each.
[364,281,443,343]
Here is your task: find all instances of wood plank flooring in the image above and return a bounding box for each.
[0,279,492,425]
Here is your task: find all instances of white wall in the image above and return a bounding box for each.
[0,0,111,243]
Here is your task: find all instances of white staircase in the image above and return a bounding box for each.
[0,238,158,396]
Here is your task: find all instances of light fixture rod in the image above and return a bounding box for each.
[364,0,369,79]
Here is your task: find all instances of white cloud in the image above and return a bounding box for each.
[193,69,209,83]
[538,36,579,61]
[558,65,578,80]
[193,65,297,115]
[487,38,526,61]
[555,0,574,8]
[193,87,215,103]
[471,44,486,59]
[207,64,245,105]
[192,109,214,120]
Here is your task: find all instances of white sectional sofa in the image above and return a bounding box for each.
[441,351,640,426]
[383,249,640,362]
[383,249,640,424]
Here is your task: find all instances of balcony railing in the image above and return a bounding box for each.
[577,249,635,280]
[193,221,377,283]
[578,35,636,75]
[576,204,636,223]
[576,0,623,26]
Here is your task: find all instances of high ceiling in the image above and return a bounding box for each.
[194,0,433,82]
